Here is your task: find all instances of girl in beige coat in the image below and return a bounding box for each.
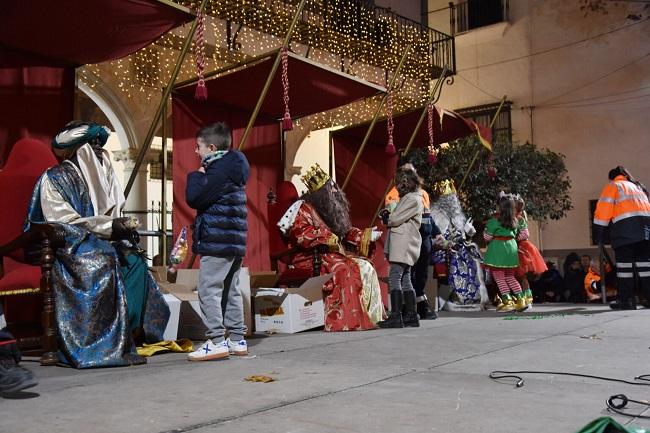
[379,167,423,328]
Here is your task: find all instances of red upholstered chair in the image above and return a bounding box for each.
[0,138,63,365]
[267,181,323,286]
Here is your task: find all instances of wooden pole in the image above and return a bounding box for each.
[457,95,506,191]
[161,102,168,267]
[238,0,307,151]
[368,66,449,227]
[124,0,209,199]
[341,44,412,190]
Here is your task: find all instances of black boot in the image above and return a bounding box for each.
[402,291,420,327]
[609,300,636,310]
[378,291,403,328]
[416,296,437,320]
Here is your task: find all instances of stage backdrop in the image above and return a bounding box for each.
[0,0,192,168]
[333,107,492,302]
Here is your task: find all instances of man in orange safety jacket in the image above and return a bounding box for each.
[593,166,650,309]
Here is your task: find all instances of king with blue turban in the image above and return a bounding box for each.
[25,121,170,368]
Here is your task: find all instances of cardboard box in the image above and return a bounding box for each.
[176,269,200,292]
[150,266,169,284]
[162,294,181,341]
[254,274,332,334]
[161,268,253,339]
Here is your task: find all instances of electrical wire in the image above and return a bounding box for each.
[490,371,650,419]
[606,394,650,419]
[457,18,649,73]
[489,370,650,388]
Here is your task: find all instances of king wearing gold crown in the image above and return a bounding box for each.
[277,163,385,331]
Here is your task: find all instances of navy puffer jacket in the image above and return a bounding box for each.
[186,150,249,257]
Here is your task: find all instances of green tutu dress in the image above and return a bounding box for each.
[482,217,519,269]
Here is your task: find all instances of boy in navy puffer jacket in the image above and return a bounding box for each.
[185,122,250,361]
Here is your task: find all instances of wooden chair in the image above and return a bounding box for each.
[266,181,325,286]
[0,138,63,365]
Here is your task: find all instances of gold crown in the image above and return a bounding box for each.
[300,163,330,193]
[432,179,456,196]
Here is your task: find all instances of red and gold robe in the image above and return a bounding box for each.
[281,201,377,331]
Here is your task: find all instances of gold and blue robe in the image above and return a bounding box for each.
[25,161,169,368]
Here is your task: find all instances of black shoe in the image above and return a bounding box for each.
[402,311,420,327]
[609,301,636,310]
[379,291,404,328]
[0,363,37,395]
[378,311,404,328]
[403,291,420,328]
[416,300,437,320]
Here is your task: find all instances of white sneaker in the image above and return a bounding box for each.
[187,339,229,361]
[226,338,248,356]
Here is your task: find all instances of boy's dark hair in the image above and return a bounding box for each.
[395,167,422,197]
[497,195,517,230]
[197,122,232,150]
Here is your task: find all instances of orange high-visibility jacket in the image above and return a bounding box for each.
[593,175,650,248]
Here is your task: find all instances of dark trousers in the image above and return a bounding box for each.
[411,235,432,298]
[389,262,414,293]
[614,240,650,304]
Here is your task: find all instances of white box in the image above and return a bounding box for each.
[162,293,181,341]
[164,267,252,339]
[254,274,332,334]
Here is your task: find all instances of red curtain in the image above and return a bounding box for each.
[172,94,281,272]
[334,135,394,305]
[0,63,74,168]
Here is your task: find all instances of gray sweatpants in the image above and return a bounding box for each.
[197,256,247,343]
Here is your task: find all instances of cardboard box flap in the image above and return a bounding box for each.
[254,288,287,297]
[285,273,333,300]
[176,269,200,291]
[158,282,197,301]
[250,271,279,289]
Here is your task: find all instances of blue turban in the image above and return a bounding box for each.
[52,122,110,150]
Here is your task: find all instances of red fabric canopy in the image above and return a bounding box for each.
[0,0,193,168]
[333,106,491,152]
[172,54,385,272]
[332,107,491,299]
[175,51,385,121]
[0,0,193,67]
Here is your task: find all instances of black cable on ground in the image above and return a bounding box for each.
[490,371,650,419]
[606,394,650,419]
[489,370,650,388]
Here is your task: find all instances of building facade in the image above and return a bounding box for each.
[428,0,650,262]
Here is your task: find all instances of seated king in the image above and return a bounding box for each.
[277,164,384,331]
[25,121,170,368]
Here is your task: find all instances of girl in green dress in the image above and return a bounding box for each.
[483,194,528,312]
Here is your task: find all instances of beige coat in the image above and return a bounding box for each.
[386,191,423,266]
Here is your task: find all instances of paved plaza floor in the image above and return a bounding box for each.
[2,304,650,433]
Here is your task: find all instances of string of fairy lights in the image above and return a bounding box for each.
[79,0,451,129]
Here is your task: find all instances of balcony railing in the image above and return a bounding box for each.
[201,0,455,80]
[449,0,509,36]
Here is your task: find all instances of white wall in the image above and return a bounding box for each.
[428,0,650,251]
[290,128,335,194]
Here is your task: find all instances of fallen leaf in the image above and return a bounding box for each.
[245,375,275,383]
